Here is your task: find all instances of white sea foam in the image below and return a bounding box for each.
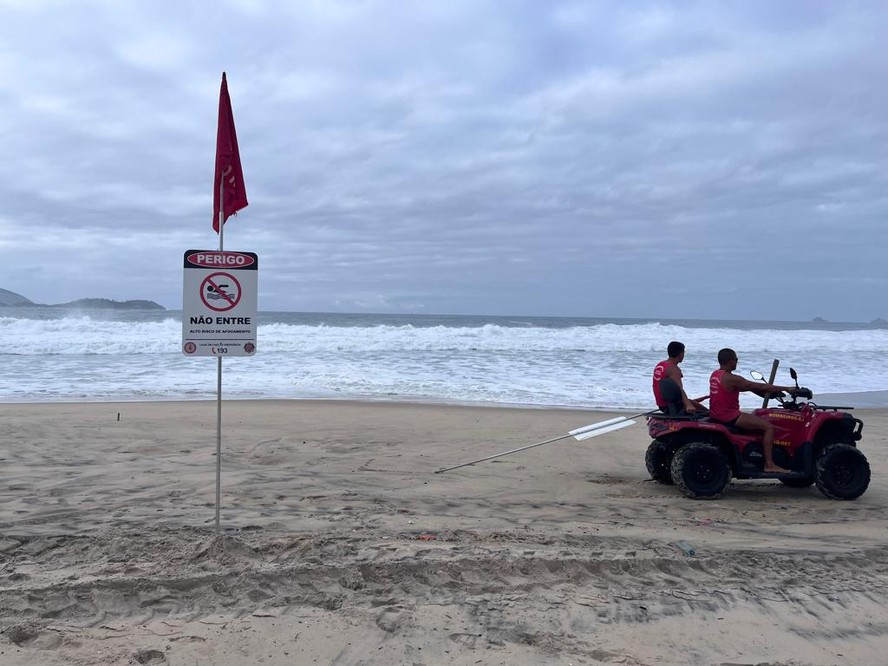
[2,313,887,408]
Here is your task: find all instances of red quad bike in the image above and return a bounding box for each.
[646,368,871,500]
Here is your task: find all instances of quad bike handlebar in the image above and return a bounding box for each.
[752,366,813,408]
[769,387,813,399]
[767,386,813,408]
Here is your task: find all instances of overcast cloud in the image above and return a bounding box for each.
[0,0,886,321]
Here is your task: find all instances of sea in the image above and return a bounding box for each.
[2,308,887,410]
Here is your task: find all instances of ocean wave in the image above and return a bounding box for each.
[1,313,887,407]
[3,316,888,355]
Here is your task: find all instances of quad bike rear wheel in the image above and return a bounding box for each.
[645,441,674,484]
[670,442,731,500]
[815,443,870,500]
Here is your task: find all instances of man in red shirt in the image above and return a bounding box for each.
[709,348,797,473]
[652,341,704,414]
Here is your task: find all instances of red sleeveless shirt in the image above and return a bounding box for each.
[652,360,674,408]
[709,369,741,422]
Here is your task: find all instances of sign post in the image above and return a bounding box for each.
[183,249,258,533]
[192,71,251,535]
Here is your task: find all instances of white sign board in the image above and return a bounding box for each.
[182,250,258,357]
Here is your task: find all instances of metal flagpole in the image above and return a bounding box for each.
[215,175,225,534]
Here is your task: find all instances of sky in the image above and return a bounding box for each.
[0,0,886,322]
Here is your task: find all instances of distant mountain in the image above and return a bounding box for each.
[0,288,164,310]
[0,288,35,306]
[57,298,166,310]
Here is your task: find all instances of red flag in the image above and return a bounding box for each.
[213,72,248,232]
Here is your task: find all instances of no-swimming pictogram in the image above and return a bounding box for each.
[200,272,242,312]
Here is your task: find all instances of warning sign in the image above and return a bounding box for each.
[182,250,258,357]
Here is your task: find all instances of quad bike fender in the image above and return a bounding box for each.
[813,414,863,447]
[648,417,738,439]
[651,425,744,474]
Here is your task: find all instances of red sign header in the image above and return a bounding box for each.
[185,251,256,269]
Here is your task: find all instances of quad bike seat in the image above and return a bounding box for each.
[657,378,708,420]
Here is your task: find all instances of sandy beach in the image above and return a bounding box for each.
[1,399,887,665]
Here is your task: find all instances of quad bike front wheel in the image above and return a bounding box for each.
[645,441,674,484]
[815,443,871,500]
[670,442,731,500]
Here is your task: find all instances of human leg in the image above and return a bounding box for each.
[735,413,789,473]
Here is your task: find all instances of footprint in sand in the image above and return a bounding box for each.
[133,648,167,664]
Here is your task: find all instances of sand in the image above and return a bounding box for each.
[0,399,887,665]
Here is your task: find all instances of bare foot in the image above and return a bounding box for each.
[764,464,791,474]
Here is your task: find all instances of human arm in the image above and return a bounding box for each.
[665,364,697,412]
[690,394,709,411]
[721,373,795,397]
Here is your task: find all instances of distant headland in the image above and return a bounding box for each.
[0,287,165,310]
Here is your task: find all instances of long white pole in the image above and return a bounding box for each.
[434,431,576,474]
[215,178,224,534]
[434,410,655,474]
